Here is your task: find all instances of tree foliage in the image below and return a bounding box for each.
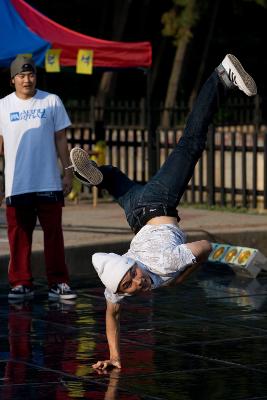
[161,0,199,45]
[160,0,266,116]
[2,0,266,104]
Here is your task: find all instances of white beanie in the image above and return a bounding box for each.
[92,252,135,293]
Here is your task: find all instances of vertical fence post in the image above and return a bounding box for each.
[254,95,261,130]
[220,130,225,206]
[146,69,157,179]
[241,132,247,208]
[207,125,215,206]
[252,130,257,208]
[252,95,260,208]
[90,96,95,128]
[230,130,236,208]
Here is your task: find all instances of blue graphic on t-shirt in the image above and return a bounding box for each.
[10,112,20,121]
[10,109,46,122]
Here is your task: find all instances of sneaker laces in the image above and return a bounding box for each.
[58,283,71,292]
[65,164,74,170]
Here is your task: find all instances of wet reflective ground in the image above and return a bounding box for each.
[1,265,267,399]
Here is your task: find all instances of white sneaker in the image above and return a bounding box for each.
[48,283,77,300]
[68,148,103,186]
[221,54,257,96]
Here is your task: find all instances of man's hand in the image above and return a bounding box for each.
[92,359,121,371]
[62,173,72,197]
[55,129,73,197]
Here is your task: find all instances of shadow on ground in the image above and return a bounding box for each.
[1,265,267,399]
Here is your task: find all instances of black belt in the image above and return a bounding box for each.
[132,205,180,234]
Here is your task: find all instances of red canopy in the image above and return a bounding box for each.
[11,0,152,68]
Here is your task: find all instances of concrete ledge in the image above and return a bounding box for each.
[1,230,267,283]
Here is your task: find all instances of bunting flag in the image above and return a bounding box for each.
[19,53,32,58]
[45,49,61,72]
[76,49,94,75]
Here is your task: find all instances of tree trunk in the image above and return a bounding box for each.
[188,0,221,110]
[96,0,132,109]
[161,0,196,128]
[161,34,190,128]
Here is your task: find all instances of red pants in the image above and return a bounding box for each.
[6,203,69,287]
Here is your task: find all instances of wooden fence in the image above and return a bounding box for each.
[1,94,266,209]
[66,122,267,209]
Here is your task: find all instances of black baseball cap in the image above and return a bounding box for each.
[10,55,36,78]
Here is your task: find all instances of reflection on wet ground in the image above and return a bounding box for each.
[1,265,267,399]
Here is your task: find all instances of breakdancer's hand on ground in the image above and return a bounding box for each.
[92,358,121,371]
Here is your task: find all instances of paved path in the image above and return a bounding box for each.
[1,200,267,399]
[1,268,267,399]
[1,198,267,256]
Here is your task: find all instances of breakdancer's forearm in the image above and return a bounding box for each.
[92,301,122,370]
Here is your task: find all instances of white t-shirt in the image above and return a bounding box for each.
[104,224,196,303]
[0,89,71,197]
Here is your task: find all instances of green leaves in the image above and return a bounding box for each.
[161,0,199,45]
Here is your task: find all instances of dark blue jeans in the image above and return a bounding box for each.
[99,71,226,232]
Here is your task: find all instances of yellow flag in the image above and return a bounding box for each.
[19,53,32,57]
[45,49,61,72]
[76,49,93,74]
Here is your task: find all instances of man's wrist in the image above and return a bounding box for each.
[64,167,73,175]
[110,353,120,361]
[110,357,121,363]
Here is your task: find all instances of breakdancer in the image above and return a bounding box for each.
[69,54,257,370]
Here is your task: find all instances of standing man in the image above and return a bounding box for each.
[0,55,77,301]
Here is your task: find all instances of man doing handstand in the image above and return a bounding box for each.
[69,54,257,370]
